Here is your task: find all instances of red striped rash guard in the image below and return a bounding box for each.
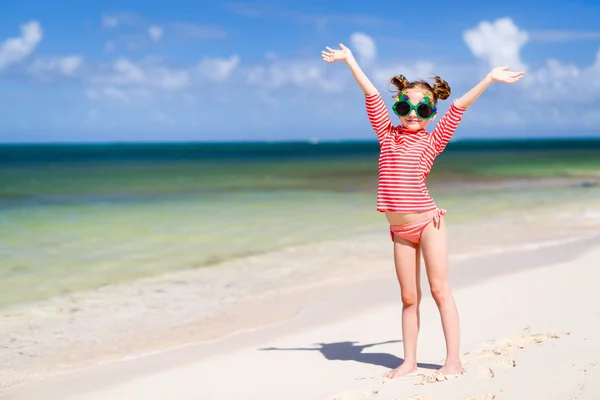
[365,92,467,213]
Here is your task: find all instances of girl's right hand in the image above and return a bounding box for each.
[321,43,352,63]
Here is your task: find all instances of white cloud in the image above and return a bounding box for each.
[462,18,600,102]
[524,47,600,101]
[71,20,599,135]
[29,56,83,76]
[350,32,376,64]
[463,17,528,71]
[84,55,242,107]
[198,55,239,81]
[246,58,344,92]
[57,56,84,75]
[113,58,144,81]
[93,58,190,90]
[0,21,43,71]
[148,25,163,42]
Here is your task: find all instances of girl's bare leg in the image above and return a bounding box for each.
[385,234,422,379]
[420,217,463,375]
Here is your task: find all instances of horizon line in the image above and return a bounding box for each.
[2,136,600,146]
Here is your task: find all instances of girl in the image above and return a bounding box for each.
[322,43,524,378]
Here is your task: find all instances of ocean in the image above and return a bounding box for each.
[1,139,599,309]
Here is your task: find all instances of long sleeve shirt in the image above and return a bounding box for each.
[365,92,466,213]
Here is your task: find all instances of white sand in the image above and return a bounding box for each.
[5,235,600,400]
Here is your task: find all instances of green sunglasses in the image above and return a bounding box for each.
[392,91,438,120]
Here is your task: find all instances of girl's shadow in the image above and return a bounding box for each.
[260,340,442,370]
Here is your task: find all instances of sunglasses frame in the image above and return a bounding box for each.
[392,91,438,121]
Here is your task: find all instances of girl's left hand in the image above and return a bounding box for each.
[488,66,525,84]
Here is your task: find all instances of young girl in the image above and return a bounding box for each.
[322,43,524,378]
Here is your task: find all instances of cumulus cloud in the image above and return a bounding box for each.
[524,47,600,101]
[243,40,430,95]
[0,21,43,71]
[148,25,163,42]
[246,57,344,92]
[93,58,190,90]
[463,17,528,71]
[350,32,376,64]
[198,55,240,81]
[29,56,83,76]
[463,17,600,102]
[84,55,243,106]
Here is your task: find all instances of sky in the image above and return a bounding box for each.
[1,0,600,143]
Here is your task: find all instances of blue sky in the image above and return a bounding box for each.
[1,0,600,143]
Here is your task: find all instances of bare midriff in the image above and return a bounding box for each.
[385,209,437,226]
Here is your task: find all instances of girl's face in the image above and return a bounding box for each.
[398,88,437,131]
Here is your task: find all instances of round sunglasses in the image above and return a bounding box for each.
[392,92,437,120]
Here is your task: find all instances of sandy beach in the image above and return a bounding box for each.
[2,200,600,400]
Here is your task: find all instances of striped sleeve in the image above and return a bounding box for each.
[430,100,467,155]
[365,93,394,145]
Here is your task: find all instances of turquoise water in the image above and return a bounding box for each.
[1,140,599,309]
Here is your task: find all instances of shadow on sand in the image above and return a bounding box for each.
[259,340,442,370]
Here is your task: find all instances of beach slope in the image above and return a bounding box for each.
[5,237,600,400]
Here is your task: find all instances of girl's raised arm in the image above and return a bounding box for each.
[454,66,525,109]
[431,66,525,154]
[322,44,393,144]
[322,43,377,95]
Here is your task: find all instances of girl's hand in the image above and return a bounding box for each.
[488,66,525,84]
[321,42,377,95]
[322,43,352,63]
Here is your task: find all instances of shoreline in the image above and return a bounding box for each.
[5,233,600,400]
[2,178,599,311]
[2,197,600,393]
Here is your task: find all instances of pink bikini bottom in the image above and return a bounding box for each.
[389,209,446,244]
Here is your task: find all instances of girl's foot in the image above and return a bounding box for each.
[435,361,464,376]
[384,361,418,379]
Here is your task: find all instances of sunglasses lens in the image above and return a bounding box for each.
[395,102,410,116]
[417,104,434,119]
